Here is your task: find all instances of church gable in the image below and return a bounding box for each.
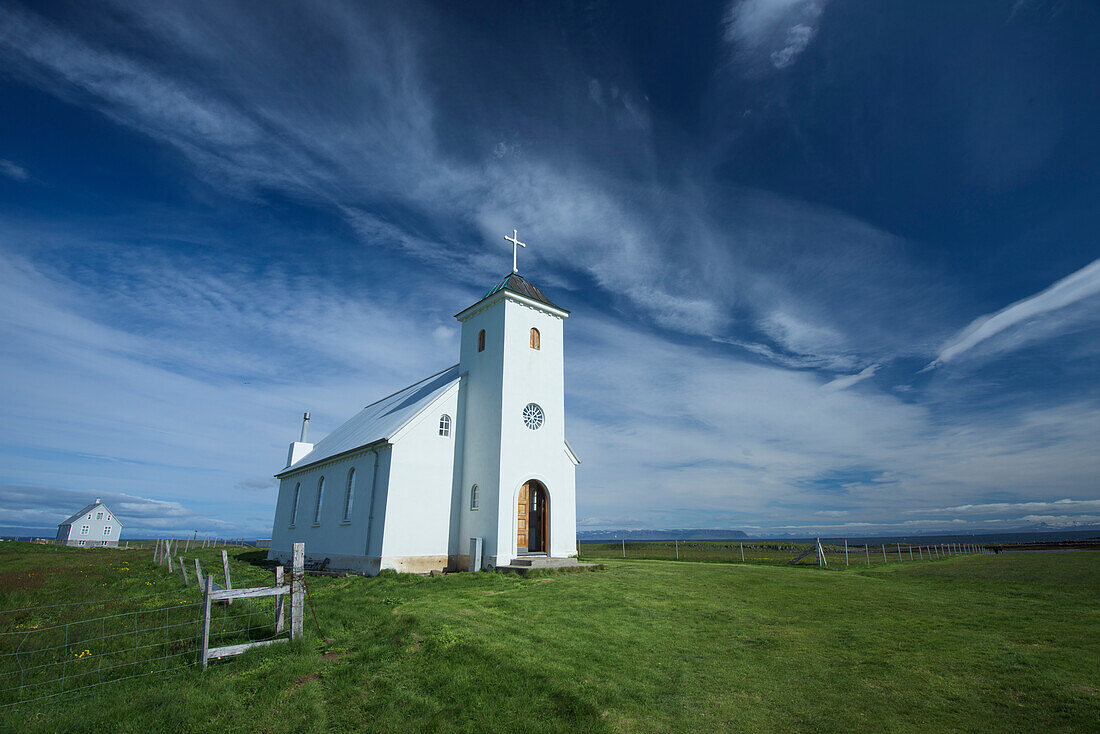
[280,365,460,475]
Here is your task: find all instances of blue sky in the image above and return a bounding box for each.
[0,0,1098,538]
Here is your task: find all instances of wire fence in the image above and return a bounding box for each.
[579,539,990,567]
[0,559,290,708]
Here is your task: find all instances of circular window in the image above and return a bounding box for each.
[522,403,544,430]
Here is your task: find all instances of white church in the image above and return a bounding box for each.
[267,232,579,574]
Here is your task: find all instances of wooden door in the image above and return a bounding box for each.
[517,482,529,550]
[529,485,546,553]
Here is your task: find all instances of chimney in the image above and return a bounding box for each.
[287,412,315,469]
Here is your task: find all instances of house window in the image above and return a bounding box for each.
[289,482,301,526]
[439,414,451,437]
[313,476,325,524]
[530,328,540,350]
[478,329,485,352]
[78,540,85,547]
[81,525,89,535]
[343,468,356,522]
[104,526,111,536]
[470,484,479,511]
[96,512,103,520]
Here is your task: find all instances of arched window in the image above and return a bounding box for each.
[470,484,479,511]
[530,327,540,350]
[343,468,356,522]
[439,414,451,437]
[313,476,325,525]
[290,482,301,526]
[478,329,485,352]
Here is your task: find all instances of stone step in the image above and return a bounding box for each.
[507,556,586,569]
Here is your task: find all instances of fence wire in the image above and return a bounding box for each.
[579,540,990,566]
[0,562,289,708]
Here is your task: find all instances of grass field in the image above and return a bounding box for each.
[1,543,1097,732]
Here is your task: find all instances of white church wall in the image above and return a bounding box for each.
[455,300,507,566]
[268,444,392,574]
[379,387,460,572]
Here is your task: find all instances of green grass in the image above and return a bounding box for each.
[1,543,1097,732]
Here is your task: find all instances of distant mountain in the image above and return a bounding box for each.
[578,528,748,542]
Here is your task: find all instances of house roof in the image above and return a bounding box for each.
[59,502,120,527]
[480,272,566,313]
[280,364,461,475]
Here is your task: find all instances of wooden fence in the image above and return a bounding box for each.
[198,542,303,668]
[152,538,305,669]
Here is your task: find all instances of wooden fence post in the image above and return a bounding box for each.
[166,552,174,573]
[274,566,284,633]
[882,545,887,563]
[179,558,189,586]
[222,550,233,606]
[194,558,203,588]
[908,545,914,561]
[740,543,745,562]
[844,539,849,566]
[290,542,304,640]
[153,539,160,564]
[865,544,870,566]
[200,574,212,669]
[896,542,902,561]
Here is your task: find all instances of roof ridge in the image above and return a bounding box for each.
[362,363,460,409]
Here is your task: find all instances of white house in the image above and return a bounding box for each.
[267,249,579,575]
[56,498,122,547]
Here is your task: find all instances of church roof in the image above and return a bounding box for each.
[481,272,566,312]
[281,364,461,474]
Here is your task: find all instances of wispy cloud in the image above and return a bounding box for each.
[723,0,828,72]
[925,258,1100,370]
[0,159,28,181]
[822,364,878,392]
[906,498,1100,515]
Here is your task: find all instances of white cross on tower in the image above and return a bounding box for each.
[504,228,526,274]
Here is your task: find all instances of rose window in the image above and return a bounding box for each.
[522,403,544,430]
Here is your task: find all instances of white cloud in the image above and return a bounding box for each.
[907,498,1100,516]
[926,258,1100,369]
[821,364,878,392]
[723,0,827,72]
[0,159,28,181]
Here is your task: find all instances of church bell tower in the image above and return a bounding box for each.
[452,234,576,569]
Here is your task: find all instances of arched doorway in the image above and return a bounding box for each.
[517,480,548,554]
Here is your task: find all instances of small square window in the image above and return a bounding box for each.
[96,512,103,520]
[439,414,451,437]
[81,525,89,535]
